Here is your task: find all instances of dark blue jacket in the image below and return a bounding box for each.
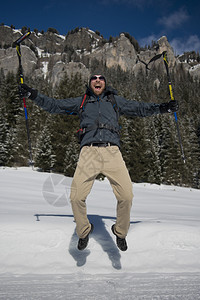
[33,87,161,148]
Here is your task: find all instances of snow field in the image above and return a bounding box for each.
[0,167,200,299]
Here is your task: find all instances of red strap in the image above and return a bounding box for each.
[76,128,83,133]
[80,94,87,110]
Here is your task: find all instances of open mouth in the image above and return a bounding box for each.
[95,85,102,90]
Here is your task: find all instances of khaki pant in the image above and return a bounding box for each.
[70,145,133,239]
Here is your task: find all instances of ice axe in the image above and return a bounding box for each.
[13,31,33,166]
[138,48,186,163]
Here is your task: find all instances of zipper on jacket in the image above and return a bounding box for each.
[97,96,102,141]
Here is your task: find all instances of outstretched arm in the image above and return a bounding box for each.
[116,96,178,117]
[19,84,81,114]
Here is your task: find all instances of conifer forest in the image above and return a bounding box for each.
[0,52,200,189]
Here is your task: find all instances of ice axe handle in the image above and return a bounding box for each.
[13,31,31,47]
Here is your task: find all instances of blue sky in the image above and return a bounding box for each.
[1,0,200,54]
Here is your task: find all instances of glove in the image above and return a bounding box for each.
[19,84,38,100]
[160,100,179,114]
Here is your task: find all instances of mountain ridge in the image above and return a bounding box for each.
[1,25,200,86]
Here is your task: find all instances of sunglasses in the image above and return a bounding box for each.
[90,75,106,82]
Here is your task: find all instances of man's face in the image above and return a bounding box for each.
[90,75,106,96]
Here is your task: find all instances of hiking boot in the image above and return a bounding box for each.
[77,224,94,251]
[111,224,128,251]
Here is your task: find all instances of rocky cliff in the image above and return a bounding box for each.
[0,25,200,86]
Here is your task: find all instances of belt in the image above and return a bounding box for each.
[85,142,117,147]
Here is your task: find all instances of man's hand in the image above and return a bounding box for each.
[19,84,38,100]
[160,100,179,114]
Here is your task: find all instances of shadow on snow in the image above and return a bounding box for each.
[34,213,141,270]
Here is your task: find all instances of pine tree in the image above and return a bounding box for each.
[49,73,85,173]
[143,116,162,184]
[1,72,22,126]
[14,112,31,166]
[0,108,10,166]
[181,116,200,188]
[0,72,22,166]
[122,117,149,183]
[64,133,79,176]
[34,122,55,172]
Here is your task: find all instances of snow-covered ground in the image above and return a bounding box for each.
[0,167,200,299]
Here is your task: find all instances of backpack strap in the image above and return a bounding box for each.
[79,93,88,113]
[106,93,119,119]
[79,92,118,114]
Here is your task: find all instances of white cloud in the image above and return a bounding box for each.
[170,35,200,55]
[138,34,159,47]
[158,7,189,29]
[138,34,200,55]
